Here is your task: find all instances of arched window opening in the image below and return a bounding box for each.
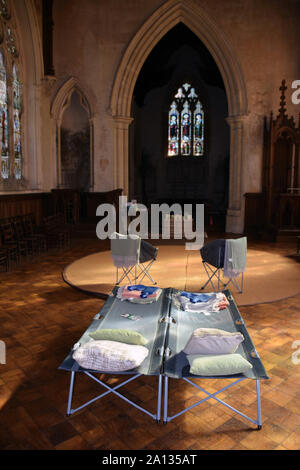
[60,90,90,191]
[12,63,22,179]
[168,83,204,157]
[0,51,9,179]
[0,1,23,184]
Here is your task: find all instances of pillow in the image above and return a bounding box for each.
[89,328,148,346]
[183,328,244,355]
[187,353,253,376]
[72,340,149,372]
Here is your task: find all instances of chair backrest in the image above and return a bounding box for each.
[200,239,226,268]
[110,232,141,267]
[12,219,24,239]
[1,221,15,243]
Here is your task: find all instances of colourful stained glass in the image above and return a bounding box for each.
[0,51,9,179]
[0,0,10,20]
[168,101,179,156]
[13,63,21,179]
[193,101,204,156]
[181,101,191,155]
[167,83,204,157]
[6,27,18,58]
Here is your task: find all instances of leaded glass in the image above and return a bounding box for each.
[193,101,204,156]
[0,0,10,20]
[6,27,18,58]
[181,101,191,155]
[168,101,179,156]
[13,63,21,179]
[167,82,205,157]
[0,51,9,178]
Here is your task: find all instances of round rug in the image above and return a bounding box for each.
[62,244,300,306]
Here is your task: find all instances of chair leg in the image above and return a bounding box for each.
[136,261,157,285]
[201,262,218,291]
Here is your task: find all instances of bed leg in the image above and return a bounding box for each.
[156,374,162,424]
[66,371,75,417]
[256,379,262,430]
[163,375,168,424]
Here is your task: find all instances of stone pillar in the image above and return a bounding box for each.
[112,116,133,196]
[89,117,94,191]
[226,115,248,234]
[56,118,62,188]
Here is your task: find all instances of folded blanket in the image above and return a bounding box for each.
[180,292,211,304]
[127,285,159,298]
[117,285,162,303]
[175,291,229,315]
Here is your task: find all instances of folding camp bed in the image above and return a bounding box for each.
[163,288,268,429]
[59,287,268,429]
[59,287,171,422]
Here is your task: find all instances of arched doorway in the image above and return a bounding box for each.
[60,90,90,191]
[130,23,229,230]
[51,78,94,191]
[110,0,248,233]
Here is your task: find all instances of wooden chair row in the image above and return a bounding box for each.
[0,212,71,272]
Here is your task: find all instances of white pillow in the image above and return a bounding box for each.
[183,328,244,355]
[72,340,149,371]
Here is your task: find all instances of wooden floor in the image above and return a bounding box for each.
[0,238,300,450]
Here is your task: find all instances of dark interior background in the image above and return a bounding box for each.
[130,23,230,229]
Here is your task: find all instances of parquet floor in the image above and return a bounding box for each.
[0,238,299,450]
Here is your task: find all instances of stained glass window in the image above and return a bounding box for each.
[0,0,10,21]
[0,3,23,183]
[193,101,204,156]
[13,63,21,179]
[6,27,18,58]
[168,101,179,156]
[181,101,191,155]
[0,51,9,178]
[167,83,204,157]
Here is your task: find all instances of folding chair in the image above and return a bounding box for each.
[200,237,247,293]
[110,233,158,285]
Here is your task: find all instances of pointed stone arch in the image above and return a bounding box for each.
[51,77,95,189]
[110,0,248,232]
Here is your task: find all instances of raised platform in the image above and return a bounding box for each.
[62,242,300,306]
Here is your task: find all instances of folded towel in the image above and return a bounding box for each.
[117,285,162,303]
[180,292,211,304]
[224,238,247,278]
[176,292,229,315]
[127,285,159,298]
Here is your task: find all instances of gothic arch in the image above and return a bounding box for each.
[51,77,95,189]
[110,0,249,233]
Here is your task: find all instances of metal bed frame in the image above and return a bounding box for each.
[66,370,163,422]
[60,288,267,430]
[163,376,262,429]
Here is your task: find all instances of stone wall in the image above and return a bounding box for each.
[7,0,300,232]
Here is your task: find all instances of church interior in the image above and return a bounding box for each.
[0,0,300,452]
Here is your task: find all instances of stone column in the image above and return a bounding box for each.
[56,118,62,188]
[112,116,133,196]
[226,115,248,234]
[89,117,94,191]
